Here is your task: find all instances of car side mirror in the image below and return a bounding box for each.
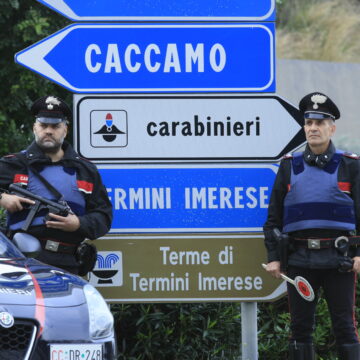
[12,233,41,258]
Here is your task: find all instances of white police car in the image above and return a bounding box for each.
[0,231,116,360]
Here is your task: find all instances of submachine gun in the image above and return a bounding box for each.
[9,183,71,231]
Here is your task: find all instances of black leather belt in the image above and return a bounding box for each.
[39,238,77,254]
[293,236,360,250]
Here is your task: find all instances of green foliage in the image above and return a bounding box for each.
[111,303,241,360]
[0,0,71,155]
[276,0,316,30]
[258,298,290,359]
[111,284,360,359]
[276,0,360,62]
[3,1,360,359]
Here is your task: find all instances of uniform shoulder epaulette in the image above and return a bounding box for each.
[3,154,16,158]
[342,152,360,160]
[282,153,293,160]
[76,156,97,171]
[77,155,92,163]
[2,150,27,159]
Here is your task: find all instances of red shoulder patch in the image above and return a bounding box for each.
[338,182,351,193]
[3,154,16,158]
[13,174,28,185]
[77,180,94,194]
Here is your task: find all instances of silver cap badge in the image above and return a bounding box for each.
[310,94,327,110]
[45,96,61,110]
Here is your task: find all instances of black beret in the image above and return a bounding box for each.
[299,92,340,120]
[31,95,71,124]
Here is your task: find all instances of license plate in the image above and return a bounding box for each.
[50,343,103,360]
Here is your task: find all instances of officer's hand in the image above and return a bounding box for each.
[352,256,360,273]
[45,213,80,232]
[265,261,282,279]
[0,193,35,213]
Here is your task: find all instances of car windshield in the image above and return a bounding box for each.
[0,231,26,259]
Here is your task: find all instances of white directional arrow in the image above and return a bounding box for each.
[15,27,73,89]
[15,23,275,93]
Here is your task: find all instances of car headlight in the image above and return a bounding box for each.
[83,284,114,339]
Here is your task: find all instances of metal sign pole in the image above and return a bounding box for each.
[241,302,258,360]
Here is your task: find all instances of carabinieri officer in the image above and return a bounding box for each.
[263,92,360,360]
[0,95,112,274]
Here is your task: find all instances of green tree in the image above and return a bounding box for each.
[2,1,360,359]
[0,0,70,155]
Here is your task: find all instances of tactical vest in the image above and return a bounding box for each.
[8,165,86,231]
[283,151,355,233]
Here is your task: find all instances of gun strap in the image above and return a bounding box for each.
[16,152,63,201]
[29,166,63,201]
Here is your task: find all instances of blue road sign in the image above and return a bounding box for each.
[36,0,275,22]
[98,164,277,233]
[15,23,275,93]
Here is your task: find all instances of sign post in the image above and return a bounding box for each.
[16,1,282,358]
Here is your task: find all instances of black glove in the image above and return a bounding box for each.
[338,256,354,273]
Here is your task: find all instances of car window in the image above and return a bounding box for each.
[0,232,26,259]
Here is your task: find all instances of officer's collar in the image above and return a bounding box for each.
[25,140,76,162]
[303,141,336,168]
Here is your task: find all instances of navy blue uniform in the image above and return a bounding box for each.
[0,141,112,274]
[263,141,360,345]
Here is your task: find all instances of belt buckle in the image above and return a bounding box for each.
[308,239,320,249]
[45,240,59,252]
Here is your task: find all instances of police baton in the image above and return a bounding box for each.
[261,263,315,302]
